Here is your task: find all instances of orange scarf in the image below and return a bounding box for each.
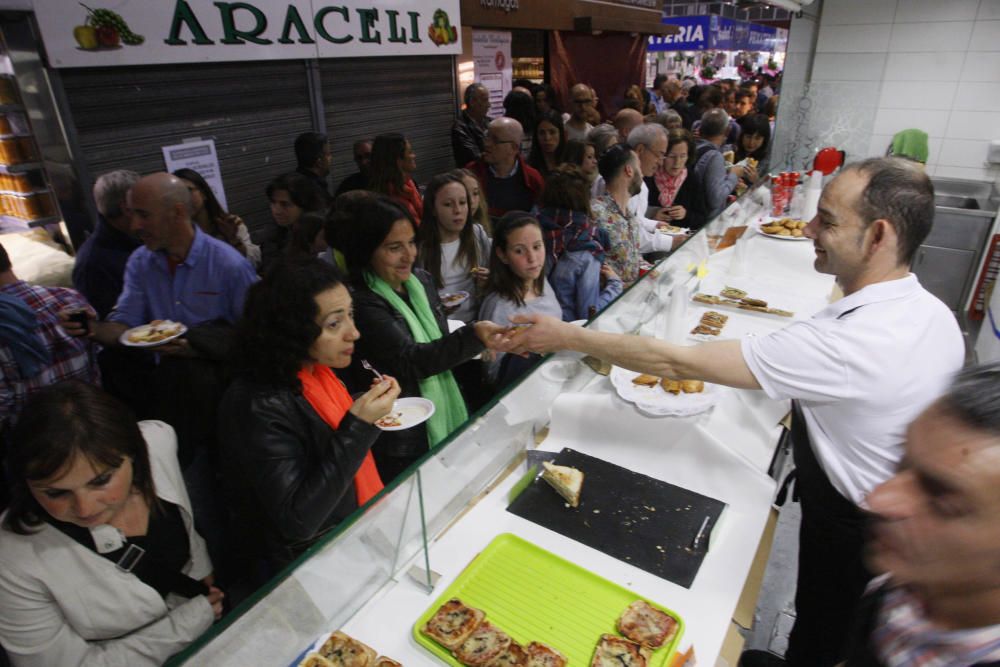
[297,364,384,506]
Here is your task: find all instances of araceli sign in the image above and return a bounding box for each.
[36,0,463,67]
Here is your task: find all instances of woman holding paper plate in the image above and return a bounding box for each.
[219,258,400,582]
[343,195,507,482]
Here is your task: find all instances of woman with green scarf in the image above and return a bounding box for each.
[345,195,506,482]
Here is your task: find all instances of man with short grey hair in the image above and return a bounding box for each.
[693,108,750,220]
[72,170,142,318]
[452,82,491,167]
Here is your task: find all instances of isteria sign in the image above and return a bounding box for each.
[36,0,463,67]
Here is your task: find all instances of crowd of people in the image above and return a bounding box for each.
[0,71,995,667]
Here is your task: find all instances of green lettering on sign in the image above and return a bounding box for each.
[408,11,422,43]
[386,10,406,43]
[315,6,352,44]
[356,8,381,43]
[215,2,272,45]
[279,5,315,44]
[165,0,214,45]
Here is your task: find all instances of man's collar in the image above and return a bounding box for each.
[488,157,520,179]
[161,223,203,267]
[824,273,920,317]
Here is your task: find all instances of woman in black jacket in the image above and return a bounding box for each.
[220,258,400,583]
[343,195,506,482]
[646,128,709,231]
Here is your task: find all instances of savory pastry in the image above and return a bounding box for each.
[760,224,783,235]
[617,600,680,649]
[741,297,768,307]
[591,634,650,667]
[720,286,747,300]
[301,655,337,667]
[487,641,527,667]
[524,642,568,667]
[766,308,795,317]
[422,599,485,649]
[506,325,530,339]
[738,303,769,313]
[692,293,723,305]
[375,412,403,428]
[660,378,682,395]
[453,621,512,667]
[319,631,377,667]
[126,320,184,344]
[374,659,401,667]
[631,373,660,387]
[541,461,584,508]
[681,380,705,394]
[690,324,721,336]
[700,311,728,327]
[791,228,804,237]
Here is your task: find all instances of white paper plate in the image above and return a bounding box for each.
[439,290,470,308]
[756,219,811,241]
[375,397,436,431]
[118,321,187,348]
[609,366,720,417]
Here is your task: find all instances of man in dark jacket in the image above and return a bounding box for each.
[465,117,544,219]
[451,83,491,167]
[294,131,333,204]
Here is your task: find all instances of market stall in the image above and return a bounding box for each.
[164,187,835,666]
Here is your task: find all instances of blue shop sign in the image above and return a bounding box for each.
[648,16,709,51]
[649,14,778,52]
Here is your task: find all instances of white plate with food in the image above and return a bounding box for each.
[375,397,436,431]
[119,320,187,348]
[609,366,720,417]
[439,290,470,308]
[757,217,811,241]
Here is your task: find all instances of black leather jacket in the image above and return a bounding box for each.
[219,376,380,570]
[348,268,485,461]
[451,110,489,167]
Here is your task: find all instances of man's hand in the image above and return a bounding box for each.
[157,338,197,358]
[496,314,574,356]
[729,164,746,179]
[58,307,96,338]
[473,320,508,349]
[743,163,758,183]
[205,586,225,621]
[600,264,620,285]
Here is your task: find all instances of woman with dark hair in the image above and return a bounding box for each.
[416,171,491,323]
[536,165,622,321]
[533,83,558,116]
[261,172,327,270]
[735,113,771,178]
[369,133,423,226]
[503,89,536,156]
[646,128,708,231]
[527,110,567,178]
[344,195,505,481]
[325,190,377,274]
[219,259,399,578]
[284,211,328,262]
[560,139,599,183]
[173,168,260,268]
[0,381,223,666]
[479,212,562,387]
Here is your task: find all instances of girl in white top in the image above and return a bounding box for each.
[416,171,492,323]
[479,212,562,385]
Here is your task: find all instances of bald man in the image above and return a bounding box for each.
[465,117,544,217]
[566,83,596,141]
[613,108,644,145]
[65,172,258,355]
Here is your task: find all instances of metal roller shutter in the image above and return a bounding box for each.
[320,55,456,192]
[58,60,313,242]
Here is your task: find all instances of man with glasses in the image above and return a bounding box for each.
[464,117,544,219]
[566,83,596,142]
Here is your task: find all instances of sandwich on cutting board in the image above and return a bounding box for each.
[541,461,584,508]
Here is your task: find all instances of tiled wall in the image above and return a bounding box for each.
[811,0,1000,182]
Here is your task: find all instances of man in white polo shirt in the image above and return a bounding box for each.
[499,157,964,667]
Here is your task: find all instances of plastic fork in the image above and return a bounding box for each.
[361,359,384,383]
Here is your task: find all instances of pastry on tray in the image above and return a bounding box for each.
[617,600,680,649]
[422,598,486,649]
[591,634,650,667]
[453,621,512,666]
[485,640,527,667]
[631,373,660,387]
[374,659,402,667]
[300,654,336,667]
[541,461,584,508]
[524,641,568,667]
[319,631,377,667]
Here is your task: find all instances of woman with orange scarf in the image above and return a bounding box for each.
[220,258,400,585]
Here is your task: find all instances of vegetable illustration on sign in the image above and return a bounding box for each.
[73,3,145,50]
[427,8,457,46]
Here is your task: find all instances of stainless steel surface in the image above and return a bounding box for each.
[912,245,978,311]
[925,208,992,251]
[935,194,982,210]
[931,177,998,205]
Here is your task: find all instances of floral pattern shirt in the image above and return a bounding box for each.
[591,193,641,284]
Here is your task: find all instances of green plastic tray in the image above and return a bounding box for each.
[412,533,685,665]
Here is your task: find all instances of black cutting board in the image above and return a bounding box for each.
[507,448,726,588]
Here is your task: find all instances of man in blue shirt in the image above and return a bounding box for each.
[68,172,257,353]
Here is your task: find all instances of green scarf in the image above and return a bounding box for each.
[365,271,469,447]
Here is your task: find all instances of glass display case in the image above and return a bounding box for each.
[167,185,823,666]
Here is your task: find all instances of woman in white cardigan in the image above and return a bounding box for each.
[0,381,221,667]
